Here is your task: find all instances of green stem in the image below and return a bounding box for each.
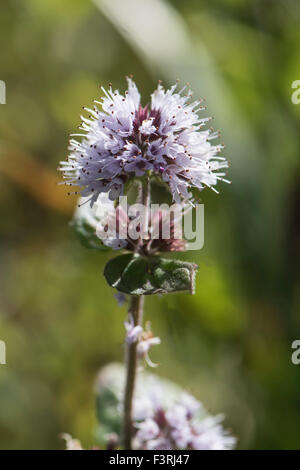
[138,175,151,250]
[123,295,144,450]
[122,176,150,449]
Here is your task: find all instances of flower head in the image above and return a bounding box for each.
[74,193,190,255]
[96,364,236,451]
[60,78,229,205]
[132,388,236,451]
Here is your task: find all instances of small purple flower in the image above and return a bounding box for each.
[165,404,188,428]
[114,292,127,307]
[124,319,161,367]
[144,437,173,451]
[124,316,143,344]
[137,327,161,368]
[137,336,161,357]
[190,416,236,450]
[178,392,201,418]
[170,424,193,449]
[135,419,160,442]
[60,78,229,205]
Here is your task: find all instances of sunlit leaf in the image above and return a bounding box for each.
[104,253,197,295]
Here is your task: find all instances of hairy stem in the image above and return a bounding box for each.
[123,295,144,449]
[138,175,151,250]
[123,176,150,449]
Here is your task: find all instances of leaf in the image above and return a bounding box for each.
[72,219,110,251]
[96,387,122,439]
[103,253,135,289]
[104,254,197,295]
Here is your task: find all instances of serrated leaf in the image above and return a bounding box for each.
[104,254,197,295]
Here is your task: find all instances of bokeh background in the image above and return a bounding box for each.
[0,0,300,449]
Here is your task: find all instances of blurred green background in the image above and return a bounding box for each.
[0,0,300,449]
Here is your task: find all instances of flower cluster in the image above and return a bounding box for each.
[74,194,188,254]
[132,386,236,450]
[61,76,233,452]
[60,78,228,205]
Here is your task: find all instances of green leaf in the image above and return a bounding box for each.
[104,254,197,295]
[95,387,122,439]
[103,253,134,289]
[72,219,110,251]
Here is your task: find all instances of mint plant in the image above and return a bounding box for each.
[59,78,233,450]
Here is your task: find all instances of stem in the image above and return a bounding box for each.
[138,175,151,250]
[122,176,150,449]
[123,295,144,449]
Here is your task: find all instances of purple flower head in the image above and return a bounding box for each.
[96,364,236,451]
[74,194,190,255]
[131,384,236,451]
[60,78,229,205]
